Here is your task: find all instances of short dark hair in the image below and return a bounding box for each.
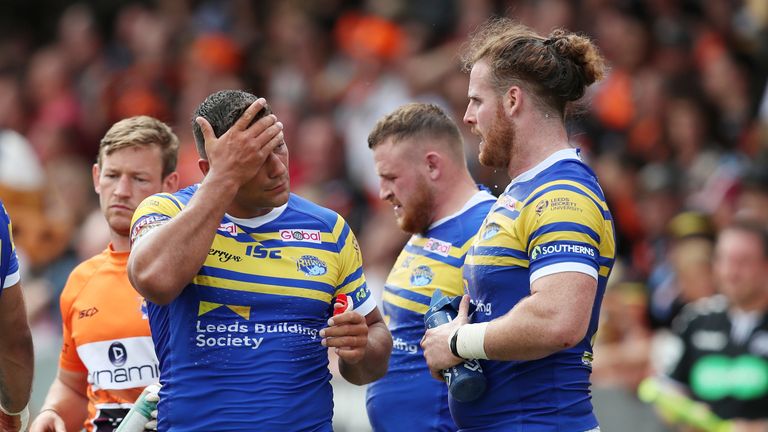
[191,90,272,159]
[367,103,465,161]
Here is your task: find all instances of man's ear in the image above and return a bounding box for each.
[504,86,523,118]
[198,159,210,176]
[92,164,101,194]
[425,152,441,180]
[162,172,180,193]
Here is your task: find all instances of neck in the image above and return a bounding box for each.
[431,170,479,224]
[731,291,768,313]
[111,232,130,252]
[507,119,571,179]
[228,197,274,219]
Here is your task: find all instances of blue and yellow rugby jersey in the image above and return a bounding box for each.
[453,149,616,432]
[0,201,20,293]
[366,189,495,432]
[130,185,375,431]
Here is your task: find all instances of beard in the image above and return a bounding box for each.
[478,105,515,168]
[397,176,435,235]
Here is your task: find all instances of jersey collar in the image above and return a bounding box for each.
[505,148,581,192]
[226,202,288,228]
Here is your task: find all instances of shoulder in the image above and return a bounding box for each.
[672,295,729,334]
[0,202,10,237]
[541,158,604,198]
[61,249,111,302]
[287,194,346,232]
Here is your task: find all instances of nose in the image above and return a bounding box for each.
[378,183,392,202]
[463,102,475,125]
[266,153,288,179]
[113,174,132,197]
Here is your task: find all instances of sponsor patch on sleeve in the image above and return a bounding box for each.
[131,214,171,245]
[530,243,597,261]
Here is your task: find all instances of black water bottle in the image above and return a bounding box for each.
[424,289,487,403]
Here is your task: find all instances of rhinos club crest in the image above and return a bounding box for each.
[482,222,501,240]
[296,255,328,276]
[410,265,434,287]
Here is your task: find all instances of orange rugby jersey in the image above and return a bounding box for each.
[59,245,159,431]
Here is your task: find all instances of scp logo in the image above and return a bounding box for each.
[108,342,127,367]
[280,229,321,244]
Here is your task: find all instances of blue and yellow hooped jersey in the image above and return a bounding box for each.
[131,185,374,431]
[366,189,495,432]
[378,190,495,372]
[0,201,20,292]
[454,149,616,431]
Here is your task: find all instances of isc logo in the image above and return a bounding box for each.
[245,245,282,259]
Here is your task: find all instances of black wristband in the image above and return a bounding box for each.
[449,328,462,358]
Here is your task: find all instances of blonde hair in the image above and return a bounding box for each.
[462,18,606,116]
[98,115,179,177]
[368,103,465,162]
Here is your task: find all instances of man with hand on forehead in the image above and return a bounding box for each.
[128,90,392,431]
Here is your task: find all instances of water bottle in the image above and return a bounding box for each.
[115,383,161,432]
[424,289,487,402]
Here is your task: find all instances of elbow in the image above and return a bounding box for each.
[365,349,392,384]
[367,332,393,383]
[127,258,176,306]
[549,321,588,351]
[346,360,389,386]
[366,364,389,385]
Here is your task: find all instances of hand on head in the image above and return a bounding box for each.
[196,98,284,188]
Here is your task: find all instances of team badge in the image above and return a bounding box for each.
[535,199,549,216]
[410,265,434,286]
[482,223,501,240]
[297,255,328,276]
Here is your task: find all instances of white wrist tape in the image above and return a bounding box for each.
[455,322,489,360]
[0,403,27,416]
[0,403,29,432]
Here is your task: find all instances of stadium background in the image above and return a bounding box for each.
[0,0,766,430]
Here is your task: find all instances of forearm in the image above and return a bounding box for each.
[483,296,580,361]
[0,285,33,412]
[128,177,237,305]
[338,321,392,385]
[40,377,88,430]
[37,375,88,431]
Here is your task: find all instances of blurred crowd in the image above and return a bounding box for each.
[1,0,767,428]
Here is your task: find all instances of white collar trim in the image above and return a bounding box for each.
[505,148,581,192]
[226,202,288,228]
[429,189,496,230]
